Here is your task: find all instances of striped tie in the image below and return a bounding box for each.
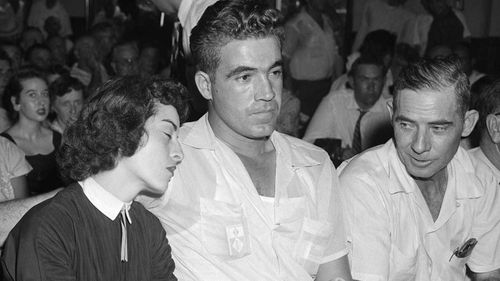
[352,109,368,154]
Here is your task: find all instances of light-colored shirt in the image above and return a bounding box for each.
[80,177,132,222]
[283,9,338,81]
[352,0,415,52]
[0,108,11,133]
[0,136,31,202]
[469,147,500,181]
[141,114,347,280]
[27,0,73,38]
[339,140,500,281]
[303,88,392,150]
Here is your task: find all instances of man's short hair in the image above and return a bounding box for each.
[393,56,470,117]
[359,29,397,59]
[49,75,84,103]
[190,0,283,77]
[57,76,190,181]
[471,77,500,138]
[348,55,385,77]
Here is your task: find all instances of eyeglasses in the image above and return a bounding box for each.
[449,238,477,262]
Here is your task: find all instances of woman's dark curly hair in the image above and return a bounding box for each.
[57,75,189,181]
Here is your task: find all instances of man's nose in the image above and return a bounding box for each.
[411,128,431,154]
[256,76,275,101]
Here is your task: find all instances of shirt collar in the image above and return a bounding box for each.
[80,177,132,223]
[385,140,484,199]
[346,93,390,113]
[182,114,320,168]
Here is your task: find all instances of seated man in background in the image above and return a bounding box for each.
[303,56,392,161]
[110,41,140,77]
[1,76,188,281]
[49,75,85,134]
[469,78,500,179]
[339,57,500,280]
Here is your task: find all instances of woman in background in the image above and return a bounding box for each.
[1,67,64,195]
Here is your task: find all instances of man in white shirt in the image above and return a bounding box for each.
[141,1,352,279]
[469,78,500,179]
[303,56,392,160]
[339,57,500,280]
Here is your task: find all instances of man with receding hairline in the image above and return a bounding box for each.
[339,57,500,280]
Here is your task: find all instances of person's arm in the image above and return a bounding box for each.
[150,219,176,281]
[11,175,29,199]
[338,164,392,281]
[282,20,300,91]
[351,3,370,53]
[302,92,337,143]
[0,189,59,245]
[470,269,500,281]
[316,255,353,281]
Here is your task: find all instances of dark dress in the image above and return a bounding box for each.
[1,183,177,281]
[0,131,64,195]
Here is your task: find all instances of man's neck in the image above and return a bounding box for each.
[414,168,448,221]
[480,140,500,172]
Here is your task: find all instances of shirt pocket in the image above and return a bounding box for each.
[199,198,251,259]
[389,245,417,281]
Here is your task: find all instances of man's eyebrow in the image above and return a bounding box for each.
[428,120,453,126]
[225,66,256,78]
[394,115,414,123]
[270,60,283,70]
[394,116,453,125]
[162,119,178,130]
[225,60,283,78]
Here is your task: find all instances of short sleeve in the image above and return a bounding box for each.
[314,156,348,263]
[339,167,390,281]
[467,169,500,273]
[282,20,300,58]
[0,137,31,179]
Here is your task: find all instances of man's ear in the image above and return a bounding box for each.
[462,109,479,137]
[194,70,212,101]
[486,114,500,143]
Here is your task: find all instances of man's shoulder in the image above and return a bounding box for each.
[276,132,329,159]
[340,142,391,181]
[465,147,500,184]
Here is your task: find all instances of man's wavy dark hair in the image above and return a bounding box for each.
[57,75,189,181]
[190,0,283,77]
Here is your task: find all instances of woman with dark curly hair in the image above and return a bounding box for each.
[2,75,189,281]
[1,67,64,196]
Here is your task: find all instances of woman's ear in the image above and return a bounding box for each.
[11,96,20,111]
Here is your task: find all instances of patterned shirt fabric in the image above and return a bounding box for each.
[0,136,31,202]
